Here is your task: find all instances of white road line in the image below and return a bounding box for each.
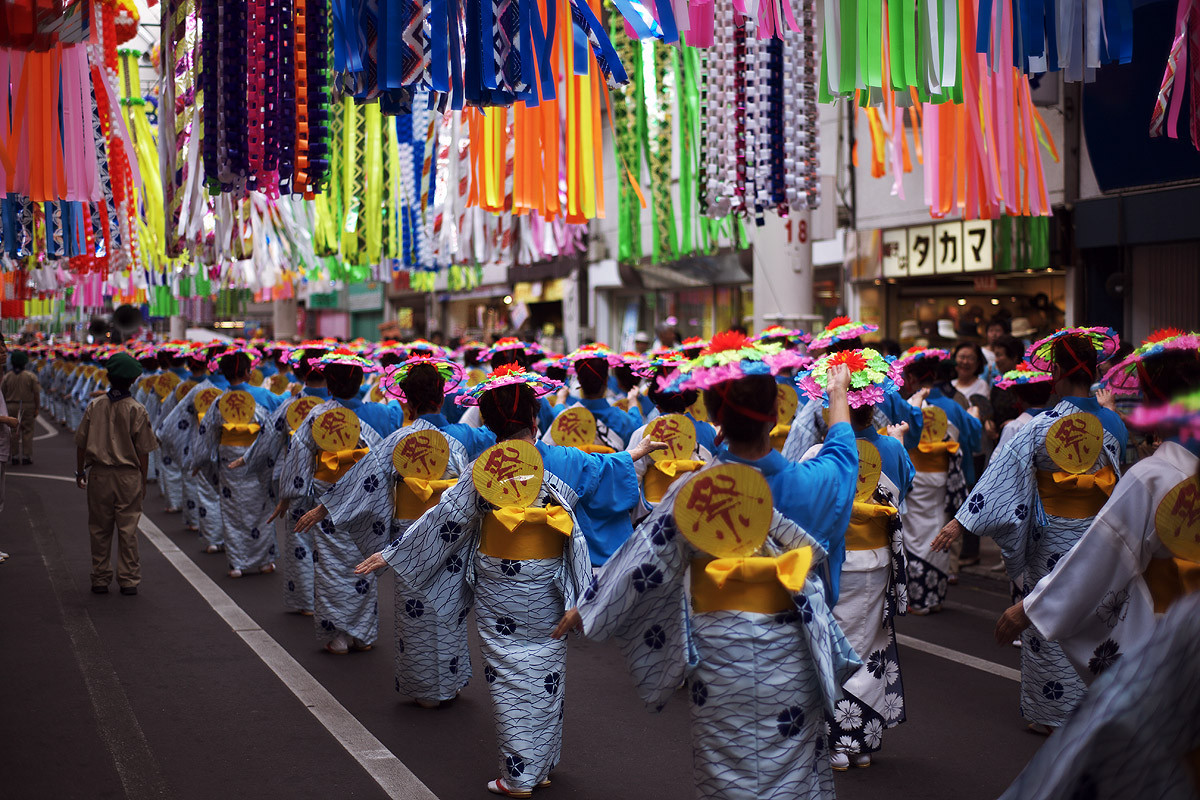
[896,633,1021,683]
[34,414,58,440]
[9,472,76,482]
[941,599,1003,621]
[137,515,438,800]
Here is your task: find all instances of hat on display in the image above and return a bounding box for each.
[935,319,959,340]
[898,320,920,340]
[797,348,903,408]
[633,332,651,344]
[1009,317,1038,338]
[1025,326,1121,372]
[457,363,563,406]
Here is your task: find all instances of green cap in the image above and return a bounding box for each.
[11,350,28,368]
[105,352,144,381]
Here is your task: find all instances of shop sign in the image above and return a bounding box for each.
[880,221,994,278]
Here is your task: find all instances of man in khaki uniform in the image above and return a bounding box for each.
[1,349,40,465]
[75,352,159,595]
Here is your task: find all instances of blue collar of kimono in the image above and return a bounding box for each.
[714,444,789,476]
[208,375,231,390]
[171,367,190,379]
[302,387,330,398]
[336,397,363,410]
[1063,396,1102,415]
[578,397,614,412]
[928,387,947,401]
[419,413,450,427]
[855,423,880,441]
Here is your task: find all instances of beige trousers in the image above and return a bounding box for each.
[88,466,144,588]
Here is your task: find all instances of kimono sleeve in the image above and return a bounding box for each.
[781,401,821,462]
[538,397,560,433]
[442,423,497,460]
[882,392,923,440]
[242,402,288,474]
[954,423,1037,580]
[574,449,640,516]
[321,443,398,556]
[952,403,983,460]
[788,421,859,550]
[278,416,319,501]
[193,401,223,468]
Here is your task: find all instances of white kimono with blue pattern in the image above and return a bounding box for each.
[321,419,472,703]
[955,398,1124,726]
[279,401,384,647]
[158,379,229,549]
[782,400,889,463]
[578,467,861,800]
[376,467,593,792]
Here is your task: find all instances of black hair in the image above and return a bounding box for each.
[994,335,1025,361]
[703,375,777,444]
[826,337,862,354]
[379,351,405,369]
[218,353,252,382]
[876,339,902,358]
[1140,349,1200,403]
[491,349,531,370]
[905,357,956,389]
[1052,334,1097,386]
[1012,381,1054,409]
[953,341,987,378]
[575,358,609,397]
[479,384,539,440]
[850,404,876,428]
[157,352,175,369]
[613,365,640,393]
[987,316,1012,335]
[647,376,698,415]
[138,355,159,369]
[546,365,568,383]
[399,363,446,415]
[325,363,365,399]
[462,347,483,368]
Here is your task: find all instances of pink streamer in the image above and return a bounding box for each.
[685,1,714,46]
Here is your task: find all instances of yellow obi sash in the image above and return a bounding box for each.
[644,459,706,504]
[846,501,896,551]
[220,422,261,447]
[393,477,457,519]
[690,549,812,614]
[314,448,370,483]
[1035,467,1117,519]
[577,443,616,455]
[1142,557,1200,614]
[769,424,790,452]
[478,506,572,560]
[908,441,959,473]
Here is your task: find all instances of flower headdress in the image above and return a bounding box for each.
[615,351,655,378]
[382,356,467,401]
[675,331,810,392]
[453,340,488,359]
[808,316,879,352]
[994,362,1053,390]
[1101,329,1200,396]
[456,363,563,407]
[312,348,381,373]
[563,343,624,370]
[1127,388,1200,443]
[679,336,709,357]
[286,339,337,367]
[531,355,569,375]
[208,345,262,372]
[404,339,448,359]
[752,324,813,347]
[797,348,903,408]
[894,347,952,373]
[481,337,542,362]
[1025,326,1121,372]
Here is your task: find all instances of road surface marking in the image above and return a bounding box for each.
[896,633,1021,682]
[942,599,1003,621]
[9,472,76,483]
[137,515,439,800]
[34,414,58,440]
[25,505,172,800]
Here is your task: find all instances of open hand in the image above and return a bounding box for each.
[552,608,582,639]
[295,505,328,534]
[908,387,930,408]
[994,601,1031,646]
[266,499,290,524]
[932,518,966,552]
[630,439,669,461]
[825,363,851,396]
[227,457,246,469]
[355,552,388,575]
[1096,387,1117,412]
[886,422,909,442]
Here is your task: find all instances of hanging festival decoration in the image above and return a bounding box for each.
[1149,0,1200,151]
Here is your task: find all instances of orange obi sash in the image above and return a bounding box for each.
[577,443,616,455]
[690,549,812,614]
[478,506,572,560]
[1035,467,1117,519]
[393,477,457,520]
[220,422,261,448]
[313,448,370,483]
[644,459,706,504]
[846,502,896,551]
[908,441,959,473]
[1142,557,1200,614]
[769,424,790,452]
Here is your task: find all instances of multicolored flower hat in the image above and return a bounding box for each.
[453,340,488,360]
[481,337,542,363]
[753,324,813,347]
[1127,388,1200,443]
[312,348,381,373]
[531,355,569,375]
[797,348,903,408]
[615,351,654,378]
[208,345,262,372]
[1101,329,1200,395]
[678,336,709,357]
[675,331,810,392]
[404,339,449,359]
[381,356,467,401]
[808,316,879,352]
[286,338,337,367]
[1025,326,1121,372]
[563,343,624,370]
[995,362,1053,390]
[894,346,952,373]
[456,363,563,407]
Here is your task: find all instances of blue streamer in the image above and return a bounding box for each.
[448,0,465,108]
[655,0,679,44]
[516,0,538,102]
[431,0,450,91]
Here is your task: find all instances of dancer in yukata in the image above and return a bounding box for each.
[354,365,666,797]
[298,355,473,707]
[894,348,976,615]
[796,349,914,770]
[993,333,1200,683]
[232,342,331,614]
[554,341,860,800]
[276,349,395,654]
[935,328,1128,733]
[543,344,644,452]
[193,346,287,578]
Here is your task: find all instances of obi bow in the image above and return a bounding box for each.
[1045,467,1117,494]
[221,422,262,435]
[401,476,457,502]
[650,458,706,478]
[577,444,617,455]
[916,440,960,454]
[491,505,574,536]
[704,547,814,593]
[315,448,371,483]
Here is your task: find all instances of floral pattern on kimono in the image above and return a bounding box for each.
[158,377,231,549]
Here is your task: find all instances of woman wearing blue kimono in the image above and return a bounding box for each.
[543,345,643,451]
[354,365,666,797]
[554,340,860,800]
[276,350,396,655]
[193,348,287,578]
[231,343,331,613]
[297,356,475,707]
[935,329,1128,733]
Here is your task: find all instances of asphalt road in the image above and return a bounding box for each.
[1,414,1044,800]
